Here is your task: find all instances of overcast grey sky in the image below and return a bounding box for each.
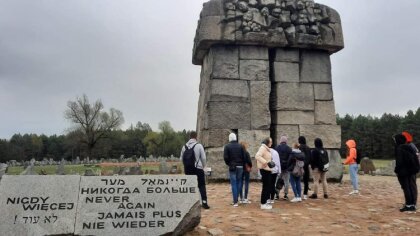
[0,0,419,139]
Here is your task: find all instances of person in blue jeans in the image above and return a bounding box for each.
[239,141,252,204]
[288,143,305,202]
[224,133,246,207]
[343,139,359,195]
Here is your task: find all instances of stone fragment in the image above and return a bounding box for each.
[275,111,315,125]
[210,79,249,102]
[250,81,271,129]
[300,50,331,83]
[299,125,341,149]
[210,46,239,79]
[74,176,201,236]
[200,129,232,148]
[285,25,296,43]
[206,102,251,129]
[315,101,336,125]
[326,7,341,23]
[273,125,299,146]
[195,16,222,44]
[279,12,292,28]
[0,175,80,236]
[314,84,333,101]
[205,147,227,180]
[275,48,300,62]
[239,46,269,60]
[272,83,314,111]
[259,0,276,7]
[208,228,224,236]
[360,157,376,175]
[296,33,320,45]
[273,62,299,82]
[239,60,270,81]
[326,149,344,182]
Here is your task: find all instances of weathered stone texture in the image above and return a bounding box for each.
[210,79,249,102]
[238,129,271,158]
[206,102,251,129]
[200,0,224,17]
[326,149,344,182]
[250,81,271,129]
[272,83,314,111]
[210,46,239,79]
[315,101,337,125]
[314,84,333,101]
[239,60,270,81]
[200,129,232,148]
[239,46,269,60]
[275,48,300,62]
[205,147,228,180]
[275,111,315,125]
[273,125,300,145]
[300,50,332,83]
[299,125,341,149]
[273,62,299,82]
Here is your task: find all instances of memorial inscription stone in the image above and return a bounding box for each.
[0,175,201,236]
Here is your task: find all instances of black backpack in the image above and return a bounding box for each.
[356,148,362,164]
[182,144,198,172]
[319,149,329,172]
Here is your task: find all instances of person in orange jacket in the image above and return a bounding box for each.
[343,140,359,195]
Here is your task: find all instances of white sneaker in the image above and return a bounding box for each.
[290,197,299,203]
[243,199,251,204]
[349,190,359,195]
[233,203,239,207]
[261,204,273,210]
[298,197,302,202]
[303,195,308,200]
[239,199,244,204]
[267,199,274,204]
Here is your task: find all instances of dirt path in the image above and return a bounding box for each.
[187,175,419,236]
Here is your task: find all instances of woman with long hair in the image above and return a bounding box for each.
[239,141,252,204]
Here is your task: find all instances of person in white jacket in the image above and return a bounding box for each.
[269,148,281,204]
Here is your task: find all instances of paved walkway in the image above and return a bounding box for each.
[187,175,419,236]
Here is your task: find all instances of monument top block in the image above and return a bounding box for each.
[193,0,344,65]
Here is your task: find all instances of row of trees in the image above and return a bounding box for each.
[338,108,420,159]
[0,121,191,163]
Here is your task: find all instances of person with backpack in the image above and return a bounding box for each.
[288,143,305,202]
[402,131,420,156]
[255,137,274,210]
[224,133,246,207]
[309,138,329,199]
[298,136,311,200]
[269,148,281,204]
[393,134,419,212]
[180,131,210,209]
[275,136,292,200]
[239,141,252,204]
[343,139,359,195]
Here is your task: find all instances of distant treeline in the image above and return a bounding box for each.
[337,108,420,159]
[1,108,420,163]
[0,121,192,163]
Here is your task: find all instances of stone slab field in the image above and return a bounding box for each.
[0,175,201,236]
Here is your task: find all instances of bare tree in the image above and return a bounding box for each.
[64,94,124,158]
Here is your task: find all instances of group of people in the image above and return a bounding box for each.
[180,130,419,213]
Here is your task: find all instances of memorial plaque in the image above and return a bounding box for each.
[0,175,80,236]
[74,175,201,236]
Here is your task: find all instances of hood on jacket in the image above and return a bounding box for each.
[346,140,356,149]
[186,139,198,148]
[402,131,413,143]
[394,134,407,146]
[298,136,307,145]
[314,138,323,148]
[279,136,288,144]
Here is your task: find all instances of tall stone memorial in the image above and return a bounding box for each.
[193,0,344,180]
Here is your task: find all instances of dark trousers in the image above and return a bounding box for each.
[303,165,310,195]
[260,169,272,204]
[398,174,418,206]
[270,174,277,200]
[185,168,207,202]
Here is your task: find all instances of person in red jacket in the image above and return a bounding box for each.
[343,140,359,195]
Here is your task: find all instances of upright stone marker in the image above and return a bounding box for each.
[0,175,80,236]
[74,175,201,236]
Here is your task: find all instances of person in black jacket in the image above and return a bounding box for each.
[275,136,292,200]
[309,138,329,199]
[298,136,311,200]
[239,141,253,204]
[224,133,245,207]
[394,134,419,212]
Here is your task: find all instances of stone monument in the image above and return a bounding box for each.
[193,0,344,181]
